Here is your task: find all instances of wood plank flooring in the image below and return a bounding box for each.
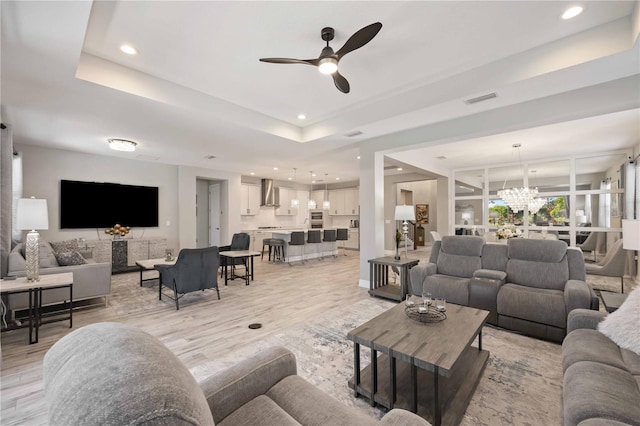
[1,250,423,425]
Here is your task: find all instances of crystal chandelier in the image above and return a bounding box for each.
[498,144,544,213]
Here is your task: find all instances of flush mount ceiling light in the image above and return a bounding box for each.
[120,44,138,55]
[108,139,137,152]
[297,113,306,120]
[562,6,583,19]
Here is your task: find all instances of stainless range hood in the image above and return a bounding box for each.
[260,179,280,207]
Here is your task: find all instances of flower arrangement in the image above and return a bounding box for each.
[496,224,523,240]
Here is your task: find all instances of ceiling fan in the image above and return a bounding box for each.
[259,22,382,94]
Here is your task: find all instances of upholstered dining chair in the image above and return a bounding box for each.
[578,231,605,262]
[585,238,626,293]
[219,232,251,277]
[155,246,220,310]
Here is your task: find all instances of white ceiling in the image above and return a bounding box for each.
[2,1,639,184]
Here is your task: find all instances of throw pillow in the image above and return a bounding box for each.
[50,239,79,254]
[55,250,87,266]
[597,286,640,355]
[39,242,59,268]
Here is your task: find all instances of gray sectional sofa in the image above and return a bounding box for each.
[43,322,430,425]
[6,242,111,311]
[562,309,640,426]
[410,236,596,342]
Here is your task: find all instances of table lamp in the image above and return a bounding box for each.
[622,219,640,250]
[17,197,49,281]
[395,205,415,259]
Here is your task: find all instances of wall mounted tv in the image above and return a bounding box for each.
[60,180,159,229]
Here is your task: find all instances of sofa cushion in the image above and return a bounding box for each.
[43,322,214,426]
[49,239,79,254]
[481,243,508,271]
[217,395,299,426]
[441,235,485,257]
[497,284,566,328]
[563,361,640,426]
[55,250,87,266]
[562,329,628,373]
[437,252,481,278]
[598,286,640,355]
[39,242,59,268]
[266,375,374,425]
[506,257,569,291]
[507,238,567,263]
[424,274,469,306]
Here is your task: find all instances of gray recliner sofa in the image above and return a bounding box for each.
[43,322,431,426]
[410,236,595,342]
[562,309,640,426]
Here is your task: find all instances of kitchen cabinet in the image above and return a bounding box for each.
[275,188,297,216]
[344,188,359,215]
[328,188,359,215]
[346,229,359,250]
[310,190,325,209]
[240,184,260,215]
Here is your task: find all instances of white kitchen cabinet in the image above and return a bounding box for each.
[310,190,325,209]
[240,184,260,215]
[344,188,359,215]
[328,190,346,216]
[346,229,359,249]
[252,231,272,252]
[327,188,359,215]
[275,188,296,216]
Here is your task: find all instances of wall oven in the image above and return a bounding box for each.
[309,210,324,229]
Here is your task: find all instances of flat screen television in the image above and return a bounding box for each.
[60,180,159,229]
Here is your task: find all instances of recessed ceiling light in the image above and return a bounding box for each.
[250,172,255,175]
[334,177,339,181]
[312,173,316,177]
[312,180,316,183]
[357,156,361,160]
[397,167,403,171]
[108,138,137,152]
[562,6,583,20]
[287,177,292,180]
[273,167,279,171]
[297,113,306,120]
[120,44,138,55]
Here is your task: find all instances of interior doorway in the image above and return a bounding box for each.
[196,179,222,248]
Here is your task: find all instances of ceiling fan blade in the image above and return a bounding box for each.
[332,71,350,93]
[336,22,382,59]
[259,58,319,66]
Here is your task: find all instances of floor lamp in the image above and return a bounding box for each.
[17,197,49,282]
[395,205,415,259]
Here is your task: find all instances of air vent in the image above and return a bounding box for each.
[436,156,447,160]
[384,165,398,170]
[345,130,363,137]
[465,92,497,104]
[204,155,216,159]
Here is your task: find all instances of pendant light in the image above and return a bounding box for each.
[308,171,317,209]
[323,173,331,210]
[290,168,299,209]
[497,144,539,213]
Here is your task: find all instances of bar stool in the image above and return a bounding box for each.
[269,239,286,263]
[288,231,306,265]
[322,229,337,259]
[307,230,322,260]
[336,228,348,256]
[261,238,273,262]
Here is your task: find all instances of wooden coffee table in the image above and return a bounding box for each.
[347,301,489,426]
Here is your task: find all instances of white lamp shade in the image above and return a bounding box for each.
[16,198,49,230]
[395,205,415,221]
[622,219,640,250]
[576,215,587,224]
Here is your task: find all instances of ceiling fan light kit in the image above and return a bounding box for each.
[259,22,382,93]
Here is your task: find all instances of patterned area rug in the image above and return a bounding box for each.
[190,297,563,426]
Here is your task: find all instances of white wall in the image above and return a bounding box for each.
[196,179,210,248]
[16,144,179,249]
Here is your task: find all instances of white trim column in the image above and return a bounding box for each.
[359,148,385,289]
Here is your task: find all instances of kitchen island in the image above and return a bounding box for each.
[271,229,338,262]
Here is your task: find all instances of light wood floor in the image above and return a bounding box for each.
[1,249,427,425]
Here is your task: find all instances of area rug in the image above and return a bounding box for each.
[190,297,563,426]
